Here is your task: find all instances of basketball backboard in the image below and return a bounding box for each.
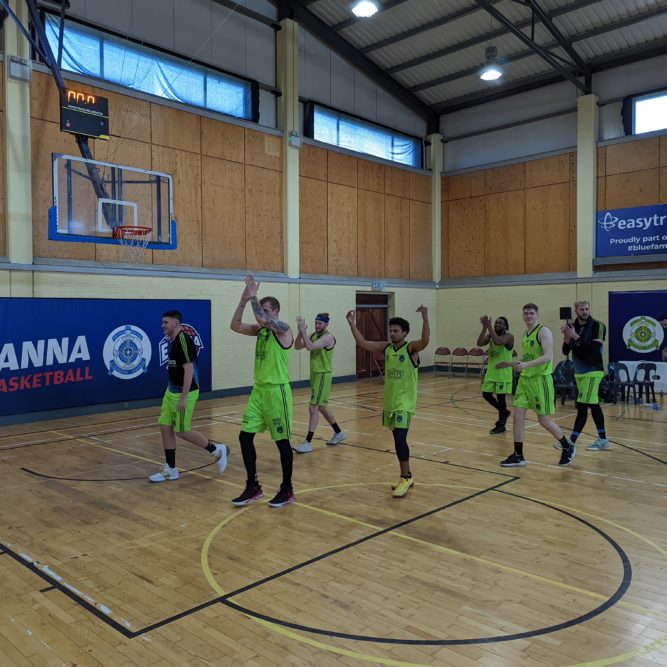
[48,153,177,250]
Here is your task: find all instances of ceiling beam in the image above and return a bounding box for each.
[211,0,280,28]
[413,3,667,96]
[385,0,600,75]
[435,36,667,114]
[473,0,590,93]
[365,0,598,58]
[523,0,589,82]
[271,0,439,130]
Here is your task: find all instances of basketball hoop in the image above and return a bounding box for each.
[112,226,152,263]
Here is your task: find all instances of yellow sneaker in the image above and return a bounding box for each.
[392,476,414,498]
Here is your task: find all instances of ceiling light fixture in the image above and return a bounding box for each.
[479,45,503,81]
[351,1,379,18]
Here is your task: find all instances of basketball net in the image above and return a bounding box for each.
[113,226,151,263]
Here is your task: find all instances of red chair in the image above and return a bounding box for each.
[434,346,451,377]
[450,347,469,377]
[466,347,486,378]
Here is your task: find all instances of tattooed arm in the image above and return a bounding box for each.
[245,275,293,345]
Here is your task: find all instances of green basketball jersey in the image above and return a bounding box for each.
[383,342,419,414]
[485,339,513,383]
[309,331,335,374]
[521,325,552,377]
[254,327,292,385]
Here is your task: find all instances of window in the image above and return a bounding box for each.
[44,15,257,122]
[633,91,667,134]
[305,103,422,168]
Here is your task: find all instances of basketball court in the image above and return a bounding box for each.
[1,375,665,666]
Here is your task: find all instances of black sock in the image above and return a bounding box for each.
[275,439,293,488]
[205,441,217,454]
[559,435,570,449]
[331,422,341,434]
[165,449,176,469]
[514,442,523,457]
[306,431,314,443]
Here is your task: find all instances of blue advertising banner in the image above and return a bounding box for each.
[596,204,667,257]
[608,291,667,362]
[0,298,211,417]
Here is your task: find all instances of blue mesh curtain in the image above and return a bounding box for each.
[46,16,253,120]
[312,105,421,168]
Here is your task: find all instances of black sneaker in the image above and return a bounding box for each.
[231,482,264,506]
[489,423,506,434]
[268,484,296,508]
[500,453,526,467]
[558,441,576,467]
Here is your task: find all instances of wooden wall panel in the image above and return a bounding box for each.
[606,137,659,175]
[605,169,660,209]
[202,156,246,269]
[441,175,449,202]
[358,159,384,193]
[569,152,577,182]
[384,195,410,279]
[0,66,3,111]
[485,162,525,194]
[409,201,431,281]
[150,104,200,154]
[327,183,357,276]
[525,154,569,188]
[300,177,328,274]
[485,191,525,275]
[448,170,485,200]
[569,181,577,272]
[245,129,281,171]
[328,152,357,187]
[300,145,327,181]
[525,183,570,274]
[31,118,95,260]
[201,117,244,163]
[95,88,151,143]
[661,167,667,203]
[440,184,449,278]
[384,166,410,198]
[245,166,282,272]
[447,197,485,278]
[357,190,385,277]
[597,147,606,177]
[151,145,202,267]
[661,136,667,167]
[410,172,432,203]
[597,177,606,210]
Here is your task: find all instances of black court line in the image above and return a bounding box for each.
[21,460,218,483]
[218,490,633,646]
[39,585,56,593]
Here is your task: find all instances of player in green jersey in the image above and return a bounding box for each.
[477,315,514,434]
[347,306,430,498]
[229,275,296,508]
[496,303,575,468]
[293,313,347,453]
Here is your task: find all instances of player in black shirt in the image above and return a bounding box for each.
[560,301,610,451]
[149,310,230,482]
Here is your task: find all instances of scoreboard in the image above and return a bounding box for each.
[60,89,109,140]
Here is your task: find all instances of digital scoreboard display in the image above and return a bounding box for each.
[60,90,109,140]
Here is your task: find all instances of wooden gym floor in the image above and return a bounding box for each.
[0,374,666,667]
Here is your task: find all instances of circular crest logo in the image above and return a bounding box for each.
[622,316,664,353]
[399,354,406,362]
[103,325,152,379]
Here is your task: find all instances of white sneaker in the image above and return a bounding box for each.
[292,441,313,454]
[149,464,179,483]
[326,431,347,446]
[586,438,610,451]
[211,443,230,473]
